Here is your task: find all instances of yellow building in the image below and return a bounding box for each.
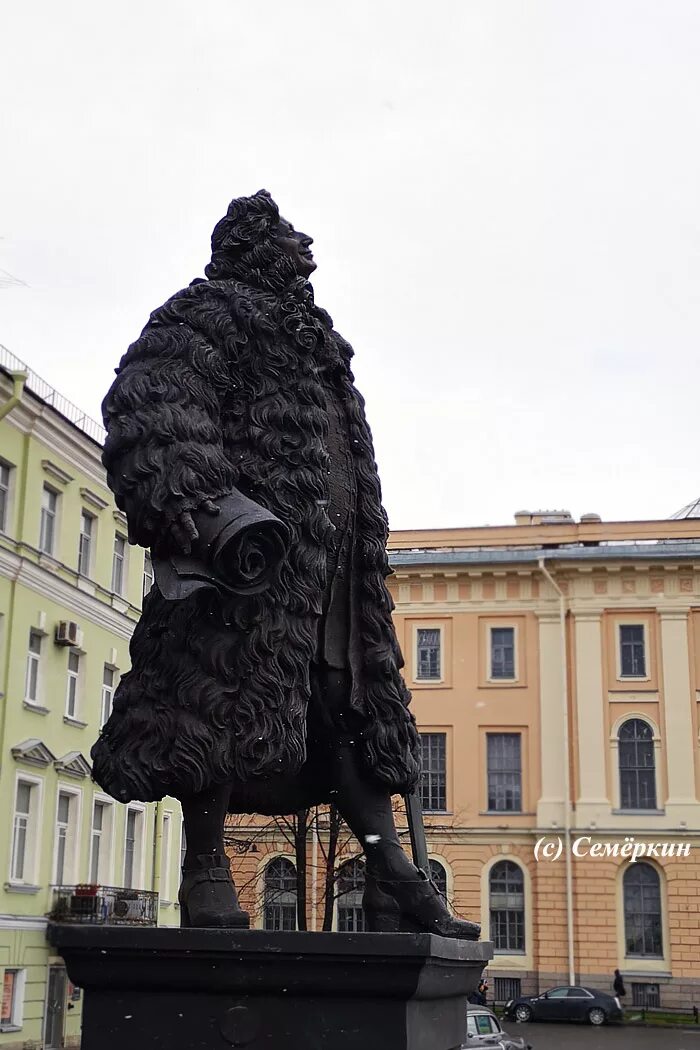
[229,511,700,1011]
[0,347,183,1050]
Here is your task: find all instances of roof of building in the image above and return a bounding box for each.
[389,542,700,568]
[0,343,106,446]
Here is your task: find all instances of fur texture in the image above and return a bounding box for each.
[91,190,421,807]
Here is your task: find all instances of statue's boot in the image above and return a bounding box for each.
[178,852,249,928]
[179,784,249,928]
[362,843,480,940]
[332,743,480,940]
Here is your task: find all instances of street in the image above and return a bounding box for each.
[513,1022,700,1049]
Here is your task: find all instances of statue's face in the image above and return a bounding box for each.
[274,217,317,278]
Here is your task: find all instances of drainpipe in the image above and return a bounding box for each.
[0,370,28,421]
[152,803,163,901]
[538,557,575,986]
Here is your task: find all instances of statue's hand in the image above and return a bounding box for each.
[168,500,220,555]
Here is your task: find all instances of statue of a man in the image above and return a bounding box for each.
[91,190,479,940]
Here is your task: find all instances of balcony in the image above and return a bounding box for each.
[49,884,159,926]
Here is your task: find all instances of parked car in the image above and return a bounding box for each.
[461,1006,532,1048]
[503,985,623,1026]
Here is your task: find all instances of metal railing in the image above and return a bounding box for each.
[49,884,158,926]
[0,343,106,446]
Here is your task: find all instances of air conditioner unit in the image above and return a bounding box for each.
[112,896,145,921]
[55,621,82,647]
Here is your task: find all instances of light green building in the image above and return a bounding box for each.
[0,346,183,1050]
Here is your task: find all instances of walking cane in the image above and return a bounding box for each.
[404,786,430,876]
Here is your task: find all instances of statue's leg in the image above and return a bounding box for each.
[320,668,480,940]
[178,783,249,928]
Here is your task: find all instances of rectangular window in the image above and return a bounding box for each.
[1,968,24,1029]
[161,812,172,900]
[143,550,154,599]
[487,733,522,812]
[65,651,81,719]
[490,626,515,679]
[25,631,42,705]
[89,800,111,885]
[180,819,187,870]
[416,628,441,681]
[124,808,143,889]
[78,511,94,576]
[101,666,116,728]
[420,733,447,812]
[494,977,521,1004]
[11,781,37,883]
[53,791,74,885]
[632,982,660,1008]
[112,534,126,594]
[620,625,646,678]
[39,486,58,554]
[0,462,11,533]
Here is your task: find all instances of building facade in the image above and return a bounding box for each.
[0,349,183,1050]
[228,511,700,1011]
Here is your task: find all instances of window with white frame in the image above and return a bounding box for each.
[263,857,297,931]
[489,860,525,952]
[619,624,646,678]
[419,733,447,812]
[624,863,663,958]
[1,968,25,1030]
[490,626,516,679]
[78,510,95,576]
[89,799,112,885]
[337,858,365,932]
[53,790,79,885]
[112,534,126,594]
[0,461,12,534]
[10,779,40,883]
[101,666,116,728]
[160,811,172,900]
[416,628,441,680]
[487,733,522,812]
[143,550,154,599]
[39,486,58,555]
[24,630,43,705]
[618,719,657,810]
[123,807,144,889]
[65,650,81,719]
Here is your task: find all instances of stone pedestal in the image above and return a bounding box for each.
[48,924,492,1050]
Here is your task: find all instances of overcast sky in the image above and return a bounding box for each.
[2,1,699,529]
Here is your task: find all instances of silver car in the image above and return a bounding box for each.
[461,1006,532,1049]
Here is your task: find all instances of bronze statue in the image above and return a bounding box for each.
[91,190,479,940]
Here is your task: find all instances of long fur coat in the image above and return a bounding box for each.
[90,192,421,808]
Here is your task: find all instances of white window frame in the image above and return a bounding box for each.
[142,550,154,599]
[64,650,82,720]
[488,624,518,682]
[78,510,95,577]
[0,460,13,535]
[52,786,82,886]
[617,622,650,682]
[1,967,26,1031]
[413,624,444,683]
[89,795,115,886]
[9,774,43,886]
[160,811,173,902]
[111,533,127,594]
[24,630,43,706]
[100,665,117,728]
[39,486,59,555]
[123,805,145,889]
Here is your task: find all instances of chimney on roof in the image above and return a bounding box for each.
[514,509,574,526]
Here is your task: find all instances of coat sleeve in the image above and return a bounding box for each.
[101,311,242,549]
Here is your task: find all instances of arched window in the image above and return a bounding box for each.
[489,861,525,953]
[337,858,365,932]
[263,857,297,931]
[619,719,656,810]
[429,859,448,899]
[624,863,662,958]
